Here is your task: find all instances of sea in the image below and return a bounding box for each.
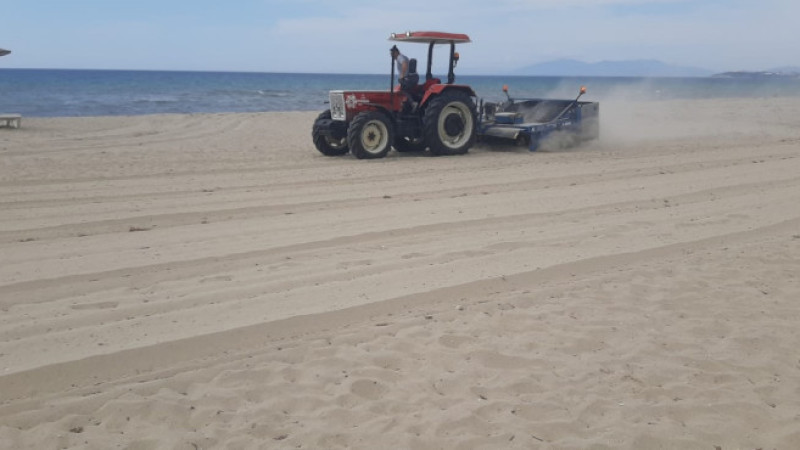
[2,68,799,118]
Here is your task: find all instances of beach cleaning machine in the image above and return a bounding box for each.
[477,85,600,151]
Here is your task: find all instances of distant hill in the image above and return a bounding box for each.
[713,68,800,79]
[515,59,712,77]
[769,66,800,74]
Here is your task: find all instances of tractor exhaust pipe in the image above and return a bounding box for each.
[390,54,395,105]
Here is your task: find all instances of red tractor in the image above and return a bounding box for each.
[312,31,478,159]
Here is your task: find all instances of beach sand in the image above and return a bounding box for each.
[1,98,799,449]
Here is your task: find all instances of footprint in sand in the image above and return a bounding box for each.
[438,334,475,349]
[349,379,387,400]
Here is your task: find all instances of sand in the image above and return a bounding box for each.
[1,98,799,449]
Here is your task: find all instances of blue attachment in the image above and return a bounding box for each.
[478,97,597,152]
[493,112,524,125]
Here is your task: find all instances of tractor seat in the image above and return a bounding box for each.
[400,58,419,90]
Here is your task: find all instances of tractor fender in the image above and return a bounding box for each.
[346,103,394,122]
[362,104,395,122]
[420,84,477,107]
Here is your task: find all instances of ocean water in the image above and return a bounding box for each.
[1,68,799,118]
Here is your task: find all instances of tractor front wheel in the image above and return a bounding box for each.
[348,111,394,159]
[423,91,477,156]
[312,110,349,156]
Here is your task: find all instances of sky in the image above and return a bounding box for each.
[1,0,798,74]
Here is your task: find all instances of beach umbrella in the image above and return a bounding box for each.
[0,48,10,57]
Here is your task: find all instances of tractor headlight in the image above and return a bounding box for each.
[329,91,346,121]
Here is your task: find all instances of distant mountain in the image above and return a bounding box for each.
[515,59,712,77]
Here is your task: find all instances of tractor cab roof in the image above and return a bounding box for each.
[389,31,471,44]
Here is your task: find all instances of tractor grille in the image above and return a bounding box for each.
[329,91,346,121]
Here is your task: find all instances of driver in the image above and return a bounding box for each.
[390,45,409,78]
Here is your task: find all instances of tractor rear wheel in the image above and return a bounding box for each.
[312,110,349,156]
[348,111,394,159]
[423,91,477,156]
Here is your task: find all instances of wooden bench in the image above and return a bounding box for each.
[0,114,22,129]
